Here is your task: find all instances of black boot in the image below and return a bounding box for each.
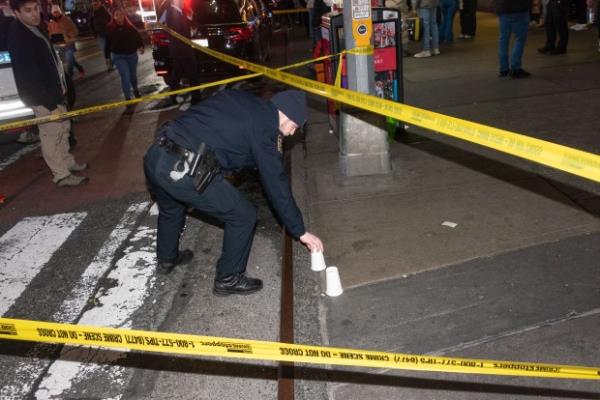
[213,273,263,296]
[157,249,194,274]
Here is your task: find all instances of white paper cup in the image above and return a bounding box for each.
[310,250,327,272]
[325,266,343,297]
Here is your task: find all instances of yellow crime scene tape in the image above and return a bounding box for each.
[161,25,600,184]
[1,317,599,380]
[0,73,259,132]
[0,48,340,133]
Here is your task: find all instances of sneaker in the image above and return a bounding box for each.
[176,93,192,103]
[152,98,179,111]
[69,162,88,172]
[570,23,588,31]
[498,70,509,77]
[432,48,440,55]
[56,174,89,187]
[509,68,531,79]
[414,50,432,58]
[462,34,473,38]
[133,89,141,98]
[16,130,40,144]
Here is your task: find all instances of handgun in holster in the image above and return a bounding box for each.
[188,142,221,193]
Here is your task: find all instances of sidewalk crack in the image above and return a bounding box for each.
[428,307,600,356]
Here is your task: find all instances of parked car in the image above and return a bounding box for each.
[0,50,37,141]
[149,0,273,84]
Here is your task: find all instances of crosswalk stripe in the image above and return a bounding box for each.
[34,222,158,399]
[2,202,150,398]
[53,202,150,323]
[0,212,87,316]
[0,143,40,172]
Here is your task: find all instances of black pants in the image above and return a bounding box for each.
[169,56,201,101]
[460,0,477,36]
[573,0,587,24]
[144,143,257,275]
[545,0,569,51]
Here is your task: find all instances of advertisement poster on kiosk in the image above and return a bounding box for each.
[317,9,401,138]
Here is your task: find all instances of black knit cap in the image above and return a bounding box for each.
[270,90,308,127]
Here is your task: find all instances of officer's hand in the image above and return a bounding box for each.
[299,232,323,252]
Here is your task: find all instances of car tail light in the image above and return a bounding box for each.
[151,31,169,46]
[225,26,253,42]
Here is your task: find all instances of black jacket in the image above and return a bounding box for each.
[495,0,530,14]
[7,19,64,110]
[165,89,306,238]
[91,5,111,37]
[105,22,143,58]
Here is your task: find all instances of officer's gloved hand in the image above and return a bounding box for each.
[299,232,324,252]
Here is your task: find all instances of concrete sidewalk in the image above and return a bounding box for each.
[295,12,600,400]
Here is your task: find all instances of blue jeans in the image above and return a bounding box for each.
[111,52,139,99]
[418,7,440,51]
[498,12,529,72]
[64,45,83,77]
[143,143,257,273]
[439,0,457,42]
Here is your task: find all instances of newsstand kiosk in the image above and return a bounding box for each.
[318,7,404,139]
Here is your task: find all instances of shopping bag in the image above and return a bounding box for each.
[407,17,422,41]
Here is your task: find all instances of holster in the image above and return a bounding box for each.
[188,142,221,193]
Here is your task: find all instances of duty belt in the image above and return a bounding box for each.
[156,136,195,162]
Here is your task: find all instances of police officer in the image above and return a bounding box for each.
[144,89,324,296]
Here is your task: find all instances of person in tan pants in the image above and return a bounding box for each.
[7,0,88,186]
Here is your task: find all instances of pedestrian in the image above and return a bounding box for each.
[7,0,89,186]
[90,0,112,71]
[459,0,477,37]
[570,0,589,30]
[154,0,200,110]
[537,0,568,54]
[143,89,324,295]
[412,0,440,57]
[495,0,531,78]
[439,0,458,43]
[105,7,144,103]
[48,4,85,80]
[530,0,541,25]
